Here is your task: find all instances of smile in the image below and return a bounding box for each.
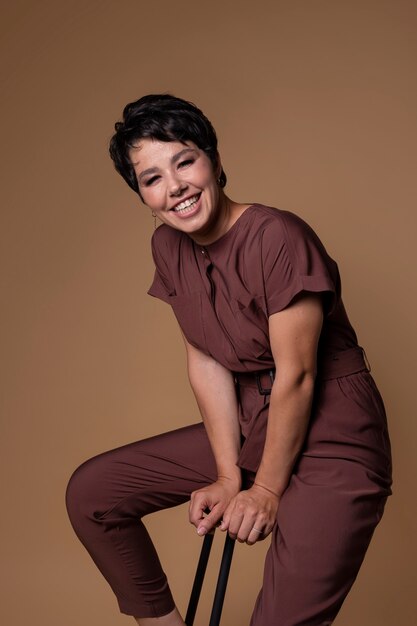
[172,194,201,214]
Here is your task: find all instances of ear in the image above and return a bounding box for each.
[215,151,223,178]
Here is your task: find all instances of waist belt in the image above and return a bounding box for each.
[234,346,370,396]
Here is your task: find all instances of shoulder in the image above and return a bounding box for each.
[150,223,187,260]
[250,203,316,233]
[247,204,335,275]
[151,223,179,249]
[247,204,320,248]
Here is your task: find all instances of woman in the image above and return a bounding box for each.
[66,94,392,626]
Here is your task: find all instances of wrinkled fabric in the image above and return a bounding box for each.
[148,204,392,480]
[148,204,357,370]
[67,204,392,624]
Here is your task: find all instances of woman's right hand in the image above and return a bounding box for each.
[189,476,241,536]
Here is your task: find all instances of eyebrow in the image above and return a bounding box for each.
[172,147,197,163]
[134,147,198,182]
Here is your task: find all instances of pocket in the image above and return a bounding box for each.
[336,370,391,454]
[168,292,207,350]
[336,370,386,418]
[231,294,270,358]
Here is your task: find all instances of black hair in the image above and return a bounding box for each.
[109,94,227,197]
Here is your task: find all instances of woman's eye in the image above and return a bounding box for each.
[178,159,194,168]
[144,175,160,186]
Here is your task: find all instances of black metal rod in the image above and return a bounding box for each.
[208,534,236,626]
[185,532,214,626]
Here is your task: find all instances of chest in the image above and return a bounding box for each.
[168,243,274,371]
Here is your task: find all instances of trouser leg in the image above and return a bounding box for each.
[65,423,217,618]
[249,457,388,626]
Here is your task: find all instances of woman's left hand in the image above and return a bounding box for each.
[220,483,279,545]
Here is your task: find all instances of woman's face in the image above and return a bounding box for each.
[129,138,226,243]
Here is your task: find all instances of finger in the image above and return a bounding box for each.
[189,502,206,527]
[248,517,276,544]
[219,510,230,532]
[189,493,211,527]
[219,500,233,531]
[196,505,223,536]
[226,509,245,540]
[227,495,258,541]
[246,525,265,545]
[236,513,259,543]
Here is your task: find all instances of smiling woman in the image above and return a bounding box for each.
[66,94,392,626]
[109,94,227,195]
[128,138,248,244]
[110,94,243,245]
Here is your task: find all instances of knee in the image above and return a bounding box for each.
[65,454,107,530]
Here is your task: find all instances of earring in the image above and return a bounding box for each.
[217,176,222,185]
[152,211,157,230]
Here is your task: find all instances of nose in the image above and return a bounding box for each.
[168,172,188,197]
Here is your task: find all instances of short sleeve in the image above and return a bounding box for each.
[147,228,175,304]
[261,212,340,317]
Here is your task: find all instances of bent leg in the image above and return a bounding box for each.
[66,423,216,618]
[249,457,389,626]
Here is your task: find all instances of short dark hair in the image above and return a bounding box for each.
[109,94,227,197]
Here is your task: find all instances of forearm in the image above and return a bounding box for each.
[255,372,315,497]
[186,348,241,487]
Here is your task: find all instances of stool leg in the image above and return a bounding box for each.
[209,534,236,626]
[185,532,214,626]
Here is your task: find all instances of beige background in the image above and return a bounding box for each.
[1,1,416,624]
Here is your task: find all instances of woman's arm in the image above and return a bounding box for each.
[182,335,242,535]
[255,293,323,496]
[221,293,323,544]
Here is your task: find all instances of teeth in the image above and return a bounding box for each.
[174,195,199,212]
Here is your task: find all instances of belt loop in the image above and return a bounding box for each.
[361,347,372,372]
[255,369,275,396]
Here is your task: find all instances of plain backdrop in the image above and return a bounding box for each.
[1,1,416,624]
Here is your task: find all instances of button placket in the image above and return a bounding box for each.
[203,249,215,304]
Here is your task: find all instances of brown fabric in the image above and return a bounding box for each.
[148,204,358,368]
[66,413,390,624]
[66,204,392,623]
[148,204,391,475]
[66,424,216,618]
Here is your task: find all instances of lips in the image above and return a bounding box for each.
[171,193,201,214]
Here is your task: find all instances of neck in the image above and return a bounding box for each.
[190,192,234,246]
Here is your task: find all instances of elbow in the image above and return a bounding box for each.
[272,367,316,398]
[295,368,316,390]
[293,371,316,399]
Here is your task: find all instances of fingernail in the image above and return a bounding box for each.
[197,527,207,536]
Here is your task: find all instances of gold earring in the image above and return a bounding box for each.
[152,211,157,230]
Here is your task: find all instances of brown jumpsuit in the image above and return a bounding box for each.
[66,204,392,625]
